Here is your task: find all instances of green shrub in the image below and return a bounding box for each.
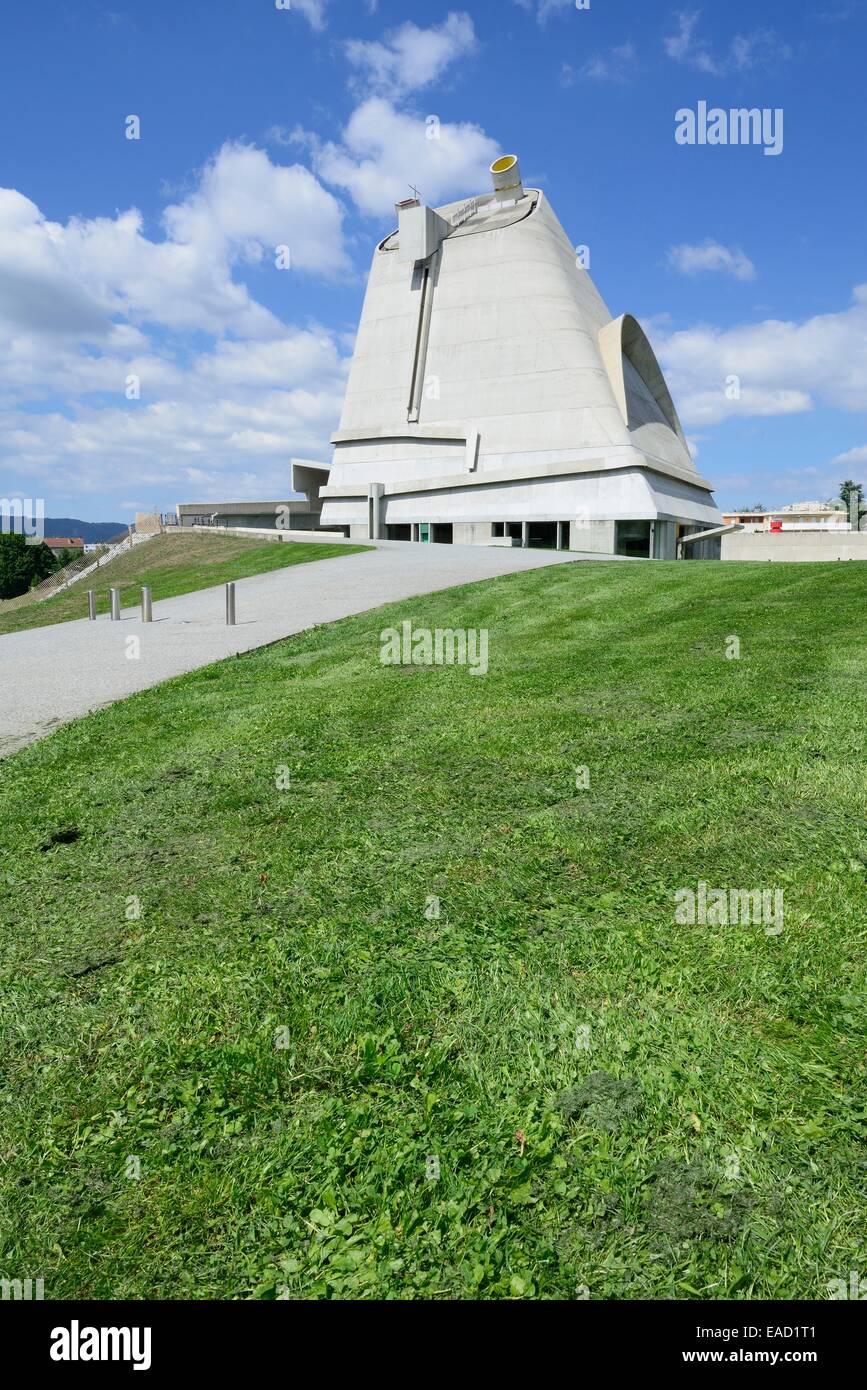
[0,533,60,598]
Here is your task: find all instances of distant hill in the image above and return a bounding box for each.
[41,518,128,543]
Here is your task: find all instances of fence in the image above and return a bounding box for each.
[0,530,155,612]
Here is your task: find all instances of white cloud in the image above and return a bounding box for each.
[513,0,574,24]
[308,98,500,218]
[686,434,705,460]
[0,147,354,504]
[344,13,477,97]
[654,285,867,426]
[664,10,791,76]
[292,0,328,32]
[0,144,349,361]
[581,42,637,83]
[729,29,793,70]
[162,142,350,282]
[664,11,713,69]
[829,444,867,467]
[0,332,348,502]
[667,240,757,281]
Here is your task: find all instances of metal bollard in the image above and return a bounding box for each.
[225,581,236,626]
[87,590,96,621]
[141,585,152,622]
[110,587,121,621]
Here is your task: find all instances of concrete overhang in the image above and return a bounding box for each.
[330,426,468,446]
[320,454,716,500]
[290,458,329,505]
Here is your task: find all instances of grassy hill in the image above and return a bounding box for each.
[1,560,865,1299]
[0,532,369,636]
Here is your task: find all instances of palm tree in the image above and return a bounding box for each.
[839,479,863,508]
[839,480,864,526]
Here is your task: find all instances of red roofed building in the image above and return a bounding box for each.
[44,537,85,556]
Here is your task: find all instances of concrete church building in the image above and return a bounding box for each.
[318,155,721,557]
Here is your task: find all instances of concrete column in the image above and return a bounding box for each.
[521,522,529,549]
[368,483,384,540]
[556,522,564,551]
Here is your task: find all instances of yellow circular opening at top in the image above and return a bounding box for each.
[490,155,518,173]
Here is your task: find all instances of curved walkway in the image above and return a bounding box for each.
[0,538,601,756]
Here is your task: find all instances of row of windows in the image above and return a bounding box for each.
[491,520,676,558]
[387,520,680,557]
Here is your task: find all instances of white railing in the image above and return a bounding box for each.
[729,521,852,533]
[36,530,154,600]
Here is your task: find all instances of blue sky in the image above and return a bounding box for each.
[1,0,865,520]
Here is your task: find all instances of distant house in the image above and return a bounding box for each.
[721,502,850,532]
[44,537,85,556]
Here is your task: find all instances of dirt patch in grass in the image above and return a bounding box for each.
[556,1071,644,1131]
[644,1159,754,1242]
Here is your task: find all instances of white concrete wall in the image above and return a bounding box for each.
[321,177,720,542]
[453,522,494,545]
[722,532,867,561]
[189,525,350,545]
[571,520,615,552]
[327,190,708,488]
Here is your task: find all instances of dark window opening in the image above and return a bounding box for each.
[615,520,651,558]
[431,523,453,544]
[526,521,558,549]
[386,524,412,541]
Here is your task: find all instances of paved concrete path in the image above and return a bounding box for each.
[0,539,593,756]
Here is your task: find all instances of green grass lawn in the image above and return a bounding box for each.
[0,532,369,636]
[1,560,866,1300]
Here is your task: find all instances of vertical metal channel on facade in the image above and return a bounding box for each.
[407,252,438,424]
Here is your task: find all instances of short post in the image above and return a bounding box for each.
[110,587,121,621]
[225,581,236,626]
[87,590,96,621]
[141,586,153,623]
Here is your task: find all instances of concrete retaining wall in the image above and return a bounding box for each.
[190,526,352,545]
[721,532,867,562]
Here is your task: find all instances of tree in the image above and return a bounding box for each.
[0,532,35,598]
[0,534,60,598]
[30,542,62,582]
[839,479,864,518]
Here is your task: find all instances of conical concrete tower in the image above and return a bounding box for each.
[319,155,721,556]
